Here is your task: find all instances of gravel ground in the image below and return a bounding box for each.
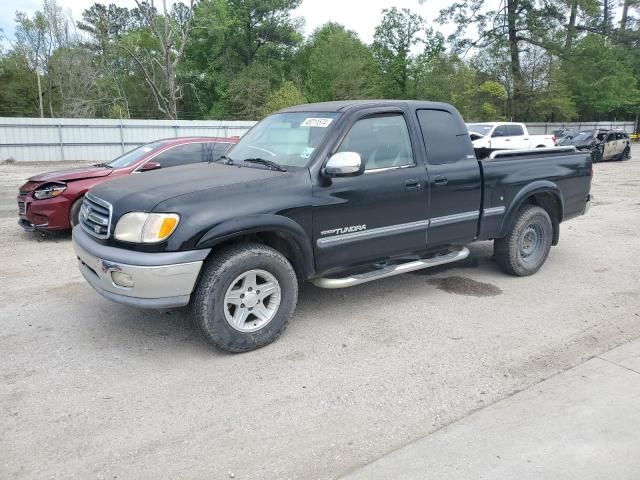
[1,147,639,480]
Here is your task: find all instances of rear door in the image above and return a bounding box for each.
[507,124,530,149]
[312,110,429,274]
[615,133,626,156]
[416,109,482,247]
[603,133,617,159]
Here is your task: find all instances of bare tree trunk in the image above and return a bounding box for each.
[565,0,578,49]
[620,0,635,31]
[507,0,524,120]
[35,70,44,118]
[603,0,610,36]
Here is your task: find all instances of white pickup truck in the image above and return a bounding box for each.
[467,122,556,157]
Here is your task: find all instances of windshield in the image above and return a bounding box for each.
[571,132,594,143]
[467,124,493,136]
[227,112,341,168]
[106,141,168,168]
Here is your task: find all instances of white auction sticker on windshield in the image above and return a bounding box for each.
[301,117,333,128]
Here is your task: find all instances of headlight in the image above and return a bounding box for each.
[114,212,180,243]
[33,182,66,199]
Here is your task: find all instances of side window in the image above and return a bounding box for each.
[153,143,205,168]
[615,133,623,140]
[416,109,474,165]
[508,124,524,136]
[337,114,414,171]
[492,126,508,137]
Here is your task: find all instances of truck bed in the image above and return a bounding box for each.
[478,149,592,241]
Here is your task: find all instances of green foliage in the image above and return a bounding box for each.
[0,52,39,116]
[564,35,640,118]
[261,81,306,117]
[299,23,381,102]
[1,0,639,122]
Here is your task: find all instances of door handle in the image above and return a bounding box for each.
[434,175,448,186]
[404,179,422,190]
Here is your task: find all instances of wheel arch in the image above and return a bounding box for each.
[499,181,564,246]
[196,215,315,280]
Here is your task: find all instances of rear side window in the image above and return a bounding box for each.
[507,124,524,136]
[416,109,474,165]
[615,133,624,140]
[153,143,206,168]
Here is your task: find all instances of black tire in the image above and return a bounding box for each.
[622,146,631,160]
[69,196,84,228]
[192,243,298,353]
[494,205,553,277]
[591,147,603,163]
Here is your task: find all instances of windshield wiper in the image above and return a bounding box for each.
[243,157,287,172]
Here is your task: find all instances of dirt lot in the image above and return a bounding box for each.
[2,147,639,479]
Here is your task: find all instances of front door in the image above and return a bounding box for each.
[415,108,482,247]
[312,112,429,274]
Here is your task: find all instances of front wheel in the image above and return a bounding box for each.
[192,243,298,353]
[622,146,631,160]
[69,196,84,229]
[494,205,553,276]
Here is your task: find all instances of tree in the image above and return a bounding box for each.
[437,0,565,119]
[261,81,305,116]
[564,34,640,119]
[14,10,48,117]
[298,23,381,102]
[372,7,441,98]
[0,51,40,116]
[183,0,303,117]
[118,0,196,119]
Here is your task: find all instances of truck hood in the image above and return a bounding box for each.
[90,162,288,215]
[29,165,113,183]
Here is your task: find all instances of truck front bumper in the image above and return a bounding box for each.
[72,226,211,309]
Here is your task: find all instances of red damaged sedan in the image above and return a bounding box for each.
[17,136,237,232]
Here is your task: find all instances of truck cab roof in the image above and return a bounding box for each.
[278,99,458,113]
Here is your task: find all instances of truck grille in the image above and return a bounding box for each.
[18,200,26,215]
[80,193,112,239]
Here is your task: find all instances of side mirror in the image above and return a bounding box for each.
[140,161,161,172]
[323,152,364,177]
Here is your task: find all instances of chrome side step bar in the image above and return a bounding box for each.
[312,247,470,289]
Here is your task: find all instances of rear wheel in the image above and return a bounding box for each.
[622,146,631,160]
[494,205,553,276]
[69,196,84,229]
[192,243,298,353]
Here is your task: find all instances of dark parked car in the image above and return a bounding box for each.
[17,136,238,232]
[557,129,631,162]
[553,128,577,144]
[72,100,592,352]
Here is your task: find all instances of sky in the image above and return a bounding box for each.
[0,0,453,45]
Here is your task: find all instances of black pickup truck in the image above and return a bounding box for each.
[72,100,592,352]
